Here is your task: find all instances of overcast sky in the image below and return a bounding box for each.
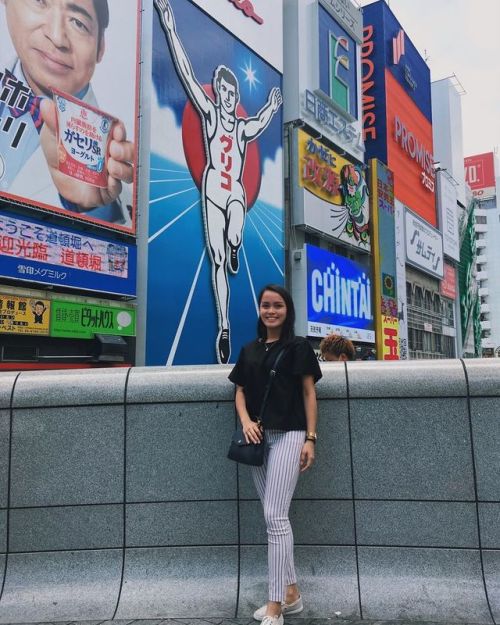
[358,0,500,159]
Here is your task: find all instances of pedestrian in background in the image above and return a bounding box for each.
[319,333,356,362]
[229,284,322,625]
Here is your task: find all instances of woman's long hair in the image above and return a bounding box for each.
[256,284,296,343]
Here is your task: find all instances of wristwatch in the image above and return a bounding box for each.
[305,432,317,444]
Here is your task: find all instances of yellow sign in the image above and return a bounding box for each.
[0,294,50,336]
[298,128,354,205]
[381,315,400,360]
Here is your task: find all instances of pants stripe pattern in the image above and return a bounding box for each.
[252,429,304,602]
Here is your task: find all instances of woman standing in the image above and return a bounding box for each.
[229,284,322,625]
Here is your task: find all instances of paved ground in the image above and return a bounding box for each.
[0,618,479,625]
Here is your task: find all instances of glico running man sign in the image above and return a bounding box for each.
[147,0,284,365]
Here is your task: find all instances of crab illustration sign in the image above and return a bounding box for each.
[147,0,284,366]
[293,128,370,250]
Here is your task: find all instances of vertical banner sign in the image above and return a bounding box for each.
[306,244,374,342]
[147,0,284,365]
[0,0,141,234]
[440,263,457,300]
[459,208,479,352]
[362,2,437,227]
[381,315,399,360]
[318,3,358,119]
[437,171,460,261]
[369,159,399,359]
[394,200,408,359]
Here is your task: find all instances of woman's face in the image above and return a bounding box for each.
[259,290,287,333]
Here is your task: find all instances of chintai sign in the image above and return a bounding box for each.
[305,244,374,342]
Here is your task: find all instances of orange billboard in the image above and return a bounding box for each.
[385,71,436,226]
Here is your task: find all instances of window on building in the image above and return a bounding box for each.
[476,215,487,224]
[414,286,423,308]
[443,300,454,326]
[433,294,441,314]
[423,331,433,352]
[479,198,496,209]
[409,327,423,352]
[406,282,412,306]
[442,336,455,358]
[424,291,433,311]
[434,333,442,354]
[305,232,320,246]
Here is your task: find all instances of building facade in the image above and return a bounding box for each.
[465,151,500,356]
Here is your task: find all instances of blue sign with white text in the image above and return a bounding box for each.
[306,244,374,342]
[0,209,136,296]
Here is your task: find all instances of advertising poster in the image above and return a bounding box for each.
[318,3,358,119]
[437,171,459,262]
[394,199,408,359]
[381,315,399,360]
[386,74,436,226]
[0,209,136,296]
[0,293,50,336]
[369,159,398,359]
[362,1,436,226]
[405,207,444,279]
[50,300,136,339]
[295,128,370,249]
[464,152,496,200]
[0,0,140,234]
[440,263,457,300]
[306,244,374,342]
[147,0,284,365]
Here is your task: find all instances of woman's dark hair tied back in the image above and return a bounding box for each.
[257,283,296,343]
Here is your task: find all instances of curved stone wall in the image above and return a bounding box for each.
[0,360,499,624]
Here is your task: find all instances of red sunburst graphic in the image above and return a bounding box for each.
[181,85,261,210]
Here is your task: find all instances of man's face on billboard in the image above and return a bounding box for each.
[3,0,105,97]
[218,77,237,115]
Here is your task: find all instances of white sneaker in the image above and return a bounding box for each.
[253,596,303,621]
[261,615,284,625]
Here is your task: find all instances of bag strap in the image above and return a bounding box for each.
[257,346,287,423]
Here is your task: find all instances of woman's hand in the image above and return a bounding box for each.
[242,420,263,445]
[300,440,315,472]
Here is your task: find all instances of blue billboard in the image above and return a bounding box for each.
[0,209,136,296]
[147,0,284,365]
[318,5,358,119]
[363,1,432,120]
[362,0,432,164]
[306,244,374,342]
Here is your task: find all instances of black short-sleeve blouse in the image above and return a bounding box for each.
[228,336,322,430]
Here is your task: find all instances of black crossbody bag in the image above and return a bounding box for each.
[227,347,287,466]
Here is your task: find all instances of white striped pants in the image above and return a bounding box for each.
[251,429,305,602]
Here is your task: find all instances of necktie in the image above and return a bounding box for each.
[1,69,43,134]
[9,94,43,134]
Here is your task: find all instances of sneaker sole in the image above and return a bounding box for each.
[284,604,304,616]
[253,603,303,621]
